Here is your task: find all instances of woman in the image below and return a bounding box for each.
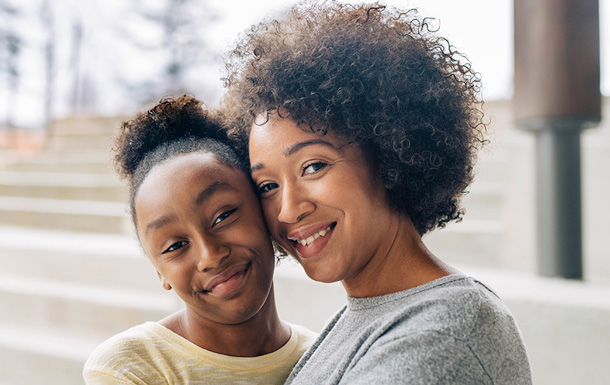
[83,95,316,384]
[221,1,532,384]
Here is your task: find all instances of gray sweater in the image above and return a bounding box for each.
[285,274,532,384]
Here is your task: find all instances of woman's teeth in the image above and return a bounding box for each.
[298,225,332,246]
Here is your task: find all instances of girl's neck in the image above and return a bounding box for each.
[160,292,290,357]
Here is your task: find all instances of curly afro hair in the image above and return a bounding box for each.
[221,1,487,235]
[114,95,243,229]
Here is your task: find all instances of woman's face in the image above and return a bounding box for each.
[135,152,276,325]
[249,116,396,288]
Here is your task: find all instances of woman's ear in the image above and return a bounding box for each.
[157,271,172,291]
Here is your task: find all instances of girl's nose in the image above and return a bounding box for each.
[195,236,230,272]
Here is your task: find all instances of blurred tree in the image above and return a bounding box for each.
[69,19,83,112]
[40,0,55,131]
[0,0,21,128]
[117,0,218,104]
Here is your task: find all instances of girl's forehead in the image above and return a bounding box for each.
[139,153,242,197]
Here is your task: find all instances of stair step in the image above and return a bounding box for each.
[423,218,504,269]
[0,274,180,335]
[0,323,104,385]
[0,159,114,173]
[0,171,127,201]
[0,226,160,291]
[50,115,126,137]
[1,148,112,163]
[0,196,130,233]
[0,148,115,173]
[461,181,503,220]
[474,149,509,185]
[45,134,113,151]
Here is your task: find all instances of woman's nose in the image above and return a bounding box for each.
[277,182,315,224]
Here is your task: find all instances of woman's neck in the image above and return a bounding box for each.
[342,214,456,298]
[160,290,290,357]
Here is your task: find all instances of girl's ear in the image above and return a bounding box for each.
[157,271,172,291]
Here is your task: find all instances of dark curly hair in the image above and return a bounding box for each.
[114,95,243,230]
[221,1,486,235]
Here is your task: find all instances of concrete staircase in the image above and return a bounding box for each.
[0,102,609,385]
[0,116,181,385]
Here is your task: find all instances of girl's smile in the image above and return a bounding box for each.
[201,261,251,297]
[135,152,276,325]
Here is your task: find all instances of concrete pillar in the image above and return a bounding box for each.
[513,0,601,279]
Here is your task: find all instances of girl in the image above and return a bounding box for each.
[83,95,316,384]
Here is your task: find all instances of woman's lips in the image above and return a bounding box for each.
[291,223,336,259]
[202,262,251,296]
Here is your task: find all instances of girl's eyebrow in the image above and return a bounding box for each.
[146,214,176,235]
[250,139,337,173]
[145,182,234,236]
[194,181,234,206]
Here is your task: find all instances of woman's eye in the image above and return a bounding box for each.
[302,161,328,176]
[258,182,279,195]
[213,208,237,227]
[162,240,188,254]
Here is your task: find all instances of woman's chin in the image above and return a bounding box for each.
[301,265,340,284]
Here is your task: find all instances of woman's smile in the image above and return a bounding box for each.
[249,114,395,287]
[288,223,336,259]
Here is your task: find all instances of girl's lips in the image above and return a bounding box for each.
[202,262,251,296]
[292,223,336,259]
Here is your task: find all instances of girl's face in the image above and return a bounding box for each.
[249,116,397,291]
[135,152,276,325]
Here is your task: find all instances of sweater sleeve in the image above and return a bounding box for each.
[338,331,493,385]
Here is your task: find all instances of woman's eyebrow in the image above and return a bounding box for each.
[250,139,337,173]
[283,139,336,157]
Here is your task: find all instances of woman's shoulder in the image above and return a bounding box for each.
[350,274,514,341]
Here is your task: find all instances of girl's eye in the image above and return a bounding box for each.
[302,161,328,176]
[258,182,279,195]
[162,240,188,254]
[213,208,237,227]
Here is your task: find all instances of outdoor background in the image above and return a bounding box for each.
[0,1,609,385]
[2,0,607,129]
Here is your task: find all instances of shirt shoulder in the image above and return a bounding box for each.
[83,322,173,384]
[345,275,489,341]
[289,322,318,353]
